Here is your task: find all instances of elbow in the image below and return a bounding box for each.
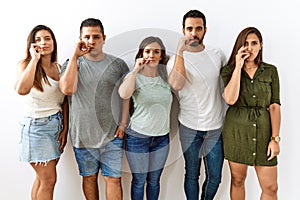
[14,85,30,95]
[59,83,76,96]
[172,84,184,91]
[119,91,131,100]
[168,80,184,91]
[222,93,237,105]
[61,88,75,96]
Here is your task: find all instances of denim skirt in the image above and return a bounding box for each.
[19,112,63,163]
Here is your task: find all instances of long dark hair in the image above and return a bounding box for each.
[135,36,170,82]
[21,25,58,91]
[227,27,263,71]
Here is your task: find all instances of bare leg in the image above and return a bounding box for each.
[82,173,99,200]
[228,161,248,200]
[103,176,122,200]
[255,166,278,200]
[31,176,40,200]
[30,159,58,200]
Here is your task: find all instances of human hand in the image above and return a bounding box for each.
[267,140,280,161]
[73,40,90,57]
[133,58,149,72]
[176,36,191,54]
[235,46,250,69]
[29,43,41,60]
[114,127,125,139]
[57,131,68,153]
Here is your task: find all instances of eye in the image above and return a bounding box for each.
[186,27,193,32]
[144,50,150,53]
[196,27,203,31]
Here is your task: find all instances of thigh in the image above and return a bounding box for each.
[100,137,123,178]
[73,147,100,176]
[228,161,248,180]
[125,130,150,174]
[149,134,170,172]
[203,128,224,174]
[179,124,200,153]
[255,165,278,189]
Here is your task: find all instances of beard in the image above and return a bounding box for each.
[189,36,203,47]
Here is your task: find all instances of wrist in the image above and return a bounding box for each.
[270,136,281,143]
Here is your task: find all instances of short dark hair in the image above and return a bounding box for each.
[182,10,206,28]
[80,18,104,36]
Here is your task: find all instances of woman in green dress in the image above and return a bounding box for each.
[221,27,281,200]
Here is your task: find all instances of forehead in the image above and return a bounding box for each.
[35,30,51,37]
[246,33,259,41]
[144,42,161,49]
[184,17,204,28]
[81,26,102,36]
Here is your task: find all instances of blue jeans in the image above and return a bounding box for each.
[179,124,224,200]
[125,128,170,200]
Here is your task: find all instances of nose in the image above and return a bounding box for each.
[149,50,154,57]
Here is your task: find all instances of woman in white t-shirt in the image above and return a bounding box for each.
[118,36,172,200]
[14,25,68,200]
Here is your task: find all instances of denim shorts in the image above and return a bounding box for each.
[19,112,63,163]
[73,137,123,177]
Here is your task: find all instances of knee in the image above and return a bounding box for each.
[263,182,278,195]
[83,173,98,184]
[41,175,57,188]
[104,176,121,187]
[231,174,246,187]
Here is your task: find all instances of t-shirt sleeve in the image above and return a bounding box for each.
[60,59,69,75]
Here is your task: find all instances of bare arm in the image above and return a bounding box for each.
[14,43,41,95]
[222,46,250,105]
[168,37,188,91]
[118,58,146,99]
[58,97,69,152]
[59,40,90,95]
[114,98,130,139]
[267,103,281,160]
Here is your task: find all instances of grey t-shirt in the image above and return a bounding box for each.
[61,54,129,148]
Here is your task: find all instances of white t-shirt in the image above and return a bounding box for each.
[167,45,227,131]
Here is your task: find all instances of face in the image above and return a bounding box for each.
[143,42,162,67]
[80,26,106,55]
[244,33,262,62]
[183,18,206,47]
[34,30,54,55]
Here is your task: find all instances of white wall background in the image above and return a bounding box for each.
[1,0,299,199]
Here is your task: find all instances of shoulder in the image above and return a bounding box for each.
[261,62,279,73]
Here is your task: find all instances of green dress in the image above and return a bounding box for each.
[220,62,280,166]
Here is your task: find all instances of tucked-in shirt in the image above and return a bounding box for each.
[221,62,280,166]
[130,73,173,136]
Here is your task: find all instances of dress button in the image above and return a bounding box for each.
[251,80,254,83]
[253,124,256,127]
[253,153,256,156]
[253,95,256,98]
[253,138,256,141]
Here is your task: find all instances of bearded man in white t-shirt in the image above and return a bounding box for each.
[167,10,227,200]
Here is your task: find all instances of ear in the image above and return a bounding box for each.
[182,28,185,35]
[103,35,106,44]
